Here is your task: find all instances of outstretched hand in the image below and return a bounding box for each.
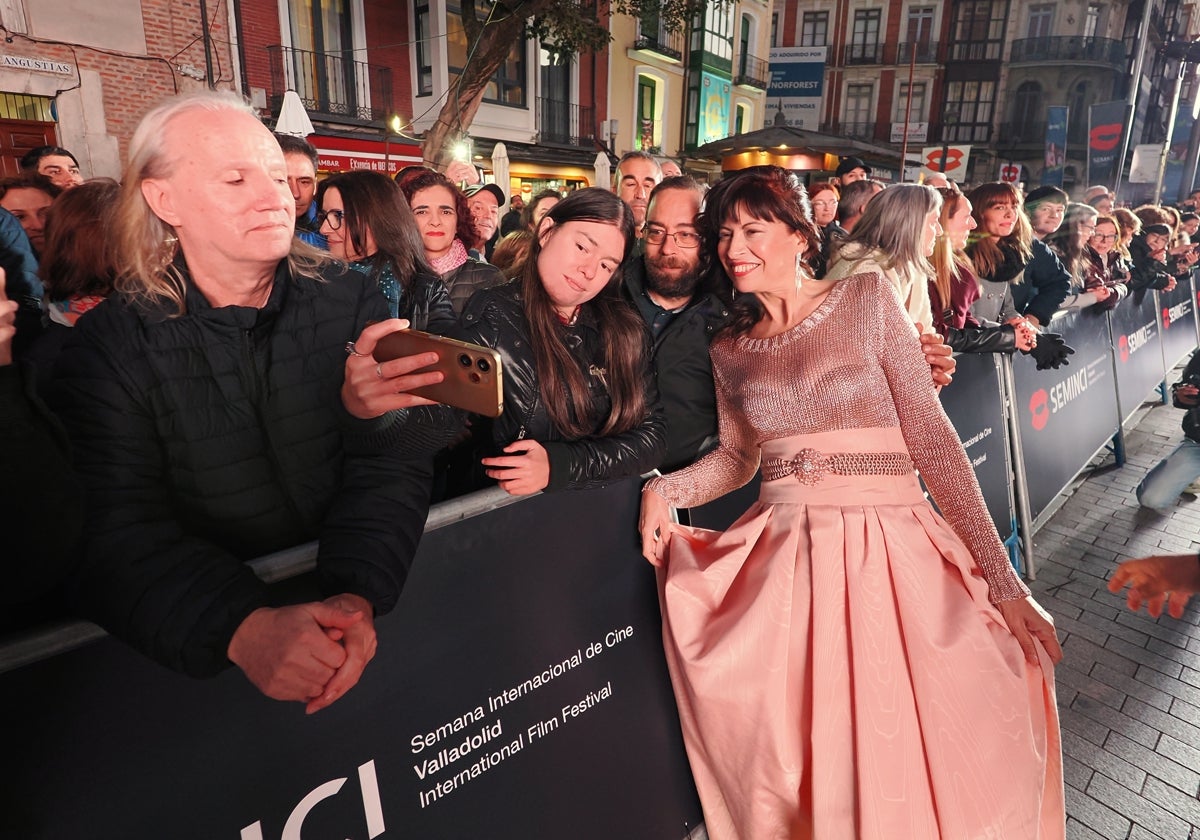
[996,596,1063,666]
[1108,555,1200,619]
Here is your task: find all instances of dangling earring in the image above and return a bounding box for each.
[794,251,807,291]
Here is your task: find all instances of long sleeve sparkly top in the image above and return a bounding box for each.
[647,271,1029,603]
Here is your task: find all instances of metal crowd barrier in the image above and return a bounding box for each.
[0,480,703,840]
[951,279,1199,579]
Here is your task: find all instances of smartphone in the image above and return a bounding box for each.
[372,329,503,417]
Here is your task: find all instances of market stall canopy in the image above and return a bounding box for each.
[274,90,314,138]
[692,123,912,178]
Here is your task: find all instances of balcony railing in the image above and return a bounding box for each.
[537,98,595,146]
[845,42,882,65]
[946,41,1004,62]
[634,21,686,62]
[892,41,938,64]
[267,45,392,124]
[1009,36,1125,65]
[734,54,769,89]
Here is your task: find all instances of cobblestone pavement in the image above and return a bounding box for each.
[1028,382,1200,840]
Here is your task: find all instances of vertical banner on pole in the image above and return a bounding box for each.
[1088,101,1131,190]
[1042,106,1068,186]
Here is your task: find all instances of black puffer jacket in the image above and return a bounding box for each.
[50,259,439,678]
[622,260,729,470]
[441,258,505,314]
[451,281,666,491]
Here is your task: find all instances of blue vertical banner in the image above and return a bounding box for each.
[1041,106,1068,187]
[1088,100,1130,190]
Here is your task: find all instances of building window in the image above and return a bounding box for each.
[849,9,881,63]
[285,0,363,117]
[844,83,873,132]
[448,4,527,106]
[950,1,1006,61]
[735,102,751,134]
[1069,80,1091,133]
[771,12,779,47]
[801,11,828,47]
[637,74,663,153]
[415,1,432,96]
[1084,3,1100,38]
[1027,5,1054,39]
[902,6,935,62]
[943,79,996,143]
[738,14,752,76]
[894,82,927,123]
[1013,81,1042,138]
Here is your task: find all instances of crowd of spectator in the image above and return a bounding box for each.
[4,89,1198,712]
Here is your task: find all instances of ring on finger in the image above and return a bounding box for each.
[345,341,364,357]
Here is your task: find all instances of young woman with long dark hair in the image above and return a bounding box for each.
[317,170,455,333]
[638,165,1064,840]
[449,187,665,496]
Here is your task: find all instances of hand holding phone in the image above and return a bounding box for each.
[373,329,503,417]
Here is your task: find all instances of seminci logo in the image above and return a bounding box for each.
[1029,389,1050,431]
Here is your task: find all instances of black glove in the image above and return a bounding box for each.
[1024,331,1075,370]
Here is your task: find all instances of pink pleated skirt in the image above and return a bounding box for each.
[659,428,1064,840]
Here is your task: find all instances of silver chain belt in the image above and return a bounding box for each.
[761,448,913,485]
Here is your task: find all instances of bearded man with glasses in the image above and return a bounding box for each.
[621,175,731,470]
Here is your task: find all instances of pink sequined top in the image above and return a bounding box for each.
[647,271,1029,603]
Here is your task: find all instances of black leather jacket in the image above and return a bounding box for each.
[451,281,666,492]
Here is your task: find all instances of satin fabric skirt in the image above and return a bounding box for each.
[658,428,1064,840]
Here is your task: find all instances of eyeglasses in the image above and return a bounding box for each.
[1091,232,1118,241]
[811,199,838,208]
[643,227,701,248]
[316,209,345,230]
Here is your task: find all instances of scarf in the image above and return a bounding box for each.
[46,295,106,327]
[430,238,469,276]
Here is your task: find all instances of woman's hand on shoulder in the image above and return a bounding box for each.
[639,486,673,566]
[996,596,1063,666]
[913,324,955,387]
[482,440,550,495]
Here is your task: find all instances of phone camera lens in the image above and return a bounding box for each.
[458,354,472,367]
[476,358,491,373]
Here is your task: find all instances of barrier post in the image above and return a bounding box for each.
[1000,354,1038,580]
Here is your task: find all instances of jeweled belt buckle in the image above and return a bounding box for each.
[787,448,829,485]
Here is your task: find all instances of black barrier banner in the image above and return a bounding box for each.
[1110,290,1165,423]
[934,352,1015,538]
[0,480,702,840]
[1010,307,1120,520]
[1159,281,1199,372]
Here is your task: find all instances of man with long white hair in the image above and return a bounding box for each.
[52,91,449,712]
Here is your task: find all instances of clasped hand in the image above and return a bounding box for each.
[227,593,378,714]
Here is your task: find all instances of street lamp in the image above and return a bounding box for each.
[1155,39,1200,204]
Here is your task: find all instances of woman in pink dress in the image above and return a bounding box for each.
[639,166,1065,840]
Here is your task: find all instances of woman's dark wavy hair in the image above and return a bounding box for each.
[698,165,819,337]
[965,181,1032,281]
[39,178,120,299]
[397,169,477,250]
[316,170,436,291]
[520,187,644,439]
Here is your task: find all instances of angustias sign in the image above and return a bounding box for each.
[311,134,423,175]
